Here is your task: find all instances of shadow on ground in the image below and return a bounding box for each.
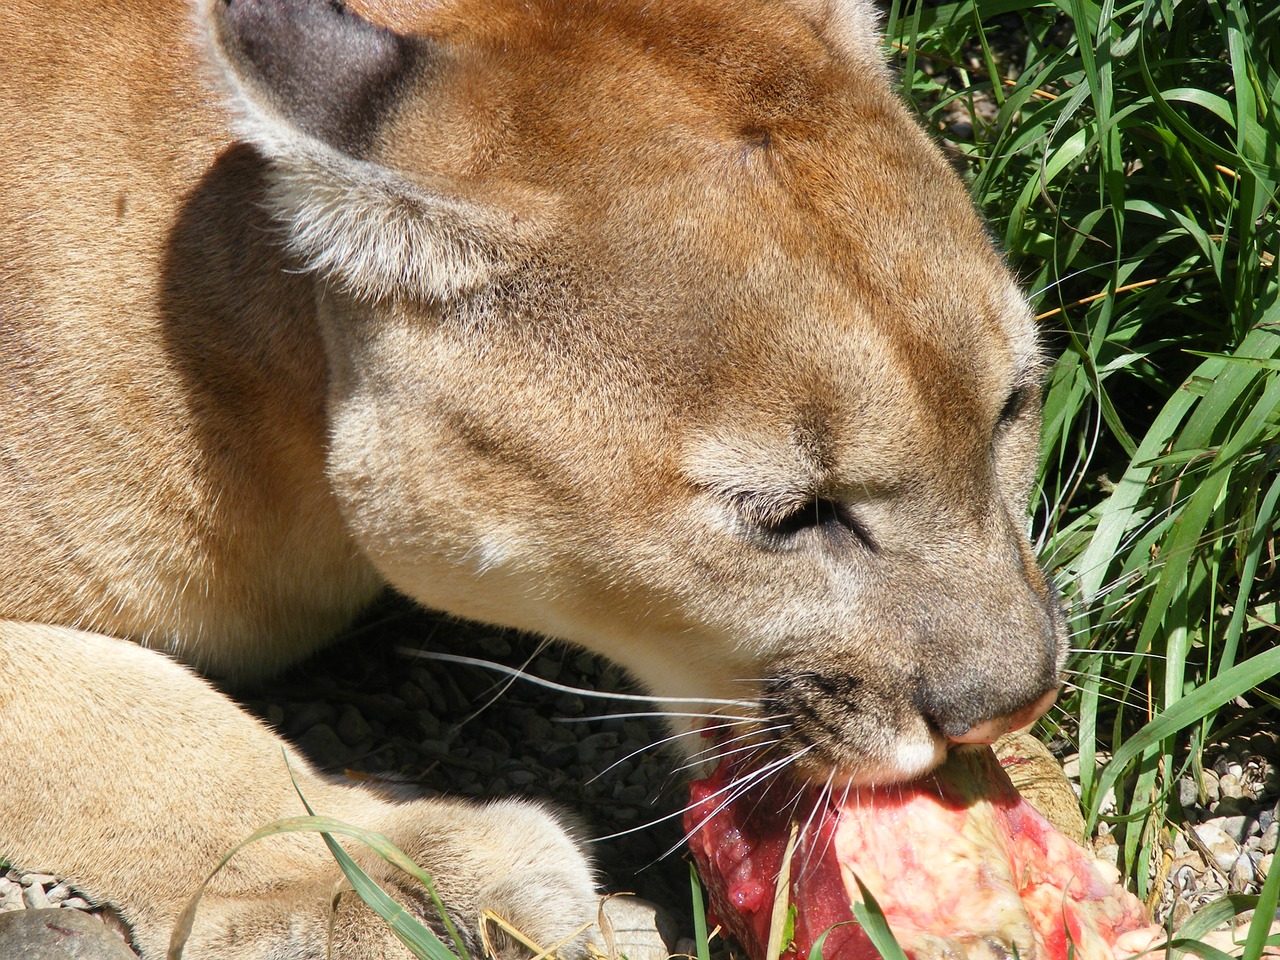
[231,592,696,931]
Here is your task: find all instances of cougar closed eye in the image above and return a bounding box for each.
[733,493,871,549]
[996,386,1036,431]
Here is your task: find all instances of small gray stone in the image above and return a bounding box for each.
[19,874,59,888]
[1176,777,1199,809]
[1201,770,1221,803]
[336,705,373,746]
[289,701,336,732]
[614,783,649,805]
[0,879,23,913]
[599,896,677,960]
[1211,796,1245,818]
[1219,773,1244,799]
[1261,820,1279,855]
[45,882,71,906]
[60,897,91,911]
[296,723,347,762]
[554,693,586,717]
[417,713,442,739]
[0,908,137,959]
[396,680,428,708]
[23,883,52,910]
[1216,815,1251,843]
[1169,897,1193,928]
[1194,822,1242,872]
[540,742,576,767]
[1229,853,1255,893]
[408,668,448,713]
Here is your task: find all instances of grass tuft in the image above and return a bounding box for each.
[885,0,1279,932]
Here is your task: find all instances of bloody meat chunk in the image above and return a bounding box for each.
[685,745,1164,960]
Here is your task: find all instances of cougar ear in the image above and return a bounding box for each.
[205,0,508,302]
[784,0,888,74]
[211,0,418,157]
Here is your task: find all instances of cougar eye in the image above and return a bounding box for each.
[996,386,1034,430]
[737,494,870,548]
[763,497,844,535]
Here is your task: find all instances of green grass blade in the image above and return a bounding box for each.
[290,763,469,958]
[1087,647,1280,831]
[848,874,909,960]
[689,863,712,960]
[1242,845,1280,960]
[313,822,463,960]
[168,815,462,960]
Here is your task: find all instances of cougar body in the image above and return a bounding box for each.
[0,1,1065,957]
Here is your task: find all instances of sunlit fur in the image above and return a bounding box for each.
[1,0,1065,957]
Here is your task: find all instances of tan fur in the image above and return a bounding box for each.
[0,1,1065,957]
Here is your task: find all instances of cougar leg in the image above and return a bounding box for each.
[0,621,598,960]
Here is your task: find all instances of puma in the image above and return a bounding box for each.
[0,0,1065,958]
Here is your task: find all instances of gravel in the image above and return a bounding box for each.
[5,595,1277,955]
[239,598,696,911]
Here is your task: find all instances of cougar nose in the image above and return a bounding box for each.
[945,687,1059,746]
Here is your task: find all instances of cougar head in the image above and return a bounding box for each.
[209,0,1064,785]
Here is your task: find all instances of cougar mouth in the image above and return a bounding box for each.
[754,671,949,787]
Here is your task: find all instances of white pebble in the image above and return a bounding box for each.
[22,883,51,910]
[1096,840,1121,871]
[1217,815,1250,842]
[1261,820,1279,855]
[1219,773,1244,799]
[1194,822,1242,872]
[1258,853,1274,879]
[1229,854,1255,893]
[1201,770,1221,803]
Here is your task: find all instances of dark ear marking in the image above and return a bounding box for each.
[215,0,423,156]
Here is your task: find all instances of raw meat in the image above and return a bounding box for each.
[685,745,1165,960]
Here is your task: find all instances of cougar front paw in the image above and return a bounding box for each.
[166,793,600,960]
[370,796,601,960]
